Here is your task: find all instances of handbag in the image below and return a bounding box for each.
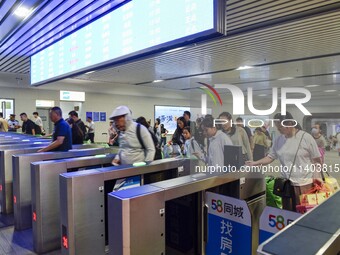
[273,131,305,197]
[273,177,292,197]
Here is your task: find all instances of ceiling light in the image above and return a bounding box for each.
[324,90,337,92]
[14,6,32,18]
[258,94,267,97]
[278,77,294,81]
[153,79,164,83]
[304,85,320,88]
[236,65,254,70]
[85,71,95,74]
[164,47,185,53]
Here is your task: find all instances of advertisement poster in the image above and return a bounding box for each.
[259,206,301,244]
[205,192,252,255]
[154,106,212,134]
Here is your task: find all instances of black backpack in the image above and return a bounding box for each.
[34,123,42,135]
[136,124,162,160]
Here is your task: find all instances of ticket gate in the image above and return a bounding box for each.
[0,143,51,214]
[0,138,50,145]
[108,171,266,255]
[258,191,340,255]
[2,144,111,215]
[59,158,194,255]
[31,154,115,253]
[12,146,117,230]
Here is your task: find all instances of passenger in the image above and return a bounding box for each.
[147,119,152,132]
[311,122,327,164]
[160,124,168,147]
[182,126,205,162]
[0,112,9,132]
[20,112,41,135]
[246,112,321,212]
[136,116,162,160]
[195,117,206,148]
[32,112,44,134]
[110,106,155,165]
[85,116,95,143]
[170,116,187,151]
[201,114,232,168]
[153,118,161,143]
[38,107,72,152]
[218,112,253,161]
[252,127,267,161]
[236,117,253,148]
[261,125,272,148]
[183,110,196,136]
[66,118,84,145]
[68,111,86,140]
[108,120,119,146]
[7,114,20,132]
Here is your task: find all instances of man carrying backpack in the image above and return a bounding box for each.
[110,106,155,165]
[20,112,41,135]
[136,116,162,160]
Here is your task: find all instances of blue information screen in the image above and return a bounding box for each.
[31,0,219,85]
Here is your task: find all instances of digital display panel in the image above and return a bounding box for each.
[30,0,223,85]
[155,105,212,134]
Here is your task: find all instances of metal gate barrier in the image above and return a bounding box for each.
[0,143,50,213]
[59,158,194,255]
[108,171,266,255]
[258,191,340,255]
[12,146,117,230]
[31,154,115,253]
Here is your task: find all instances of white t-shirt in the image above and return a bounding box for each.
[34,116,43,129]
[87,121,95,133]
[268,131,321,186]
[208,130,233,168]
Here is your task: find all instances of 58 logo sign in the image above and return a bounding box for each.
[211,199,223,212]
[268,214,294,231]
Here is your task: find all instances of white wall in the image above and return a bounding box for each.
[0,86,193,142]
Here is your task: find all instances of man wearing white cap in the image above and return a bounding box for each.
[110,106,155,165]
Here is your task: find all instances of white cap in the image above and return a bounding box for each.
[109,106,130,119]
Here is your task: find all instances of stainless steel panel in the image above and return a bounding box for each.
[0,146,49,214]
[108,186,165,255]
[107,172,262,255]
[60,158,193,255]
[13,147,113,230]
[258,191,340,255]
[247,195,266,255]
[32,155,114,253]
[60,171,105,255]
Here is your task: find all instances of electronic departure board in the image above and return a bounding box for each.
[31,0,225,86]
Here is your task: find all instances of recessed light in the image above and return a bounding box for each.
[305,85,320,88]
[85,71,95,74]
[258,94,267,96]
[153,79,164,83]
[14,6,32,18]
[278,77,294,81]
[324,90,337,92]
[236,65,253,70]
[164,47,185,53]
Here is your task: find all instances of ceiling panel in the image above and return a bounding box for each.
[1,0,340,103]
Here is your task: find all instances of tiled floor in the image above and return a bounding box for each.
[0,226,61,255]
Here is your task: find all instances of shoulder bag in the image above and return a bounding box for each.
[273,131,305,197]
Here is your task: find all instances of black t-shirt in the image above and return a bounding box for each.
[71,126,84,144]
[22,119,35,135]
[52,118,72,151]
[75,119,87,139]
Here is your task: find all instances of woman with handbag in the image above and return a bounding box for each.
[246,112,321,212]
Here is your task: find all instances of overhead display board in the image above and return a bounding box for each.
[30,0,225,86]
